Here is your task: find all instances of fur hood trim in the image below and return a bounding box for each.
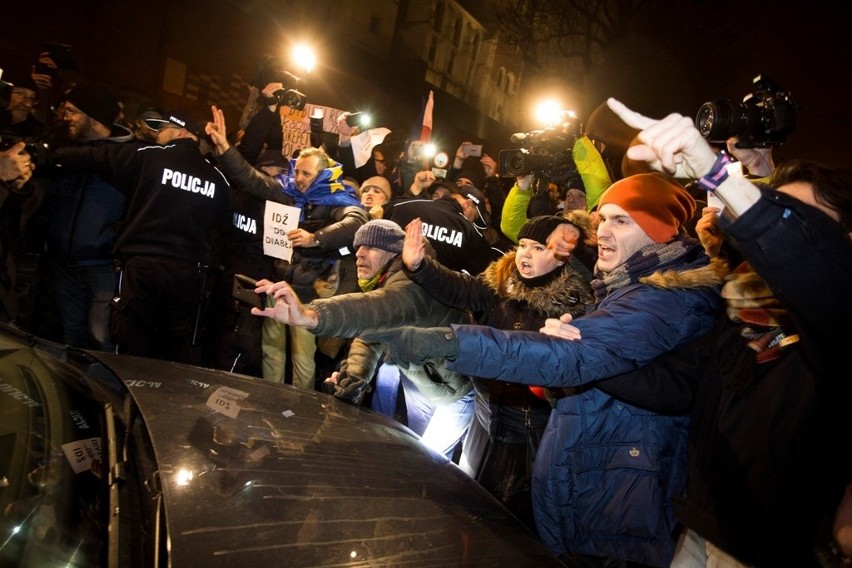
[639,256,729,290]
[482,252,594,318]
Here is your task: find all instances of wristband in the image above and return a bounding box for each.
[695,152,733,192]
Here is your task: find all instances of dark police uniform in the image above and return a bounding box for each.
[389,196,500,275]
[55,138,231,362]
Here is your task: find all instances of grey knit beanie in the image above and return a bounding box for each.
[353,220,405,253]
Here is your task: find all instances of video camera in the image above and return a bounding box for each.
[695,74,796,149]
[498,114,581,195]
[250,54,308,111]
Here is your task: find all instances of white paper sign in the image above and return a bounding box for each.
[352,127,392,168]
[62,437,102,474]
[263,201,300,261]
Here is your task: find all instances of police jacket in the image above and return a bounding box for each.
[446,239,724,567]
[389,196,501,275]
[216,146,368,301]
[54,138,231,263]
[43,125,131,267]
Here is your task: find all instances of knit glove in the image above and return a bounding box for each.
[321,372,371,405]
[362,326,459,367]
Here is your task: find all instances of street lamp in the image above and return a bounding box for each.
[292,44,316,75]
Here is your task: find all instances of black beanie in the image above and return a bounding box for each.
[64,85,120,127]
[518,215,579,245]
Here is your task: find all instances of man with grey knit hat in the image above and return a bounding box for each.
[250,218,476,459]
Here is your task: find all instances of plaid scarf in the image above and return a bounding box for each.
[722,261,797,363]
[590,235,694,302]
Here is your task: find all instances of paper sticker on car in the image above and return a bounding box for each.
[206,386,249,418]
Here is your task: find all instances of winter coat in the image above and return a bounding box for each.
[217,147,368,301]
[309,257,473,404]
[407,251,593,407]
[669,189,852,567]
[43,125,132,266]
[447,239,724,567]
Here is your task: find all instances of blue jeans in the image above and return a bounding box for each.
[50,259,116,351]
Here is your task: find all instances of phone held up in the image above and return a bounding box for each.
[34,43,75,78]
[232,274,267,309]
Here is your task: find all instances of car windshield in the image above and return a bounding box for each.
[0,337,107,567]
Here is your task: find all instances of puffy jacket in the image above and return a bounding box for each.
[310,257,473,404]
[447,239,723,567]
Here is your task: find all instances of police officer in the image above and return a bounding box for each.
[388,179,502,275]
[53,110,231,363]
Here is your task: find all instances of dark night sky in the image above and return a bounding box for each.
[577,0,852,168]
[4,0,852,168]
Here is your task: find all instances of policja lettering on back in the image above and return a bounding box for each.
[161,167,216,197]
[421,221,464,247]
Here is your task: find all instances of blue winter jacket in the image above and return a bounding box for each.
[447,240,722,567]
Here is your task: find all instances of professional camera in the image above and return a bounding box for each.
[498,115,581,192]
[695,74,796,149]
[250,54,308,111]
[0,134,51,167]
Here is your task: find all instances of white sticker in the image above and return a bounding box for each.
[61,437,102,474]
[206,386,249,419]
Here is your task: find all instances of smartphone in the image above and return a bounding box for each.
[41,42,75,69]
[464,144,483,157]
[345,112,364,127]
[232,274,267,309]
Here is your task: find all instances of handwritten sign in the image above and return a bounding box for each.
[263,201,300,261]
[279,103,346,158]
[205,386,250,419]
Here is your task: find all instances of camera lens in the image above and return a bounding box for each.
[695,101,739,142]
[504,150,527,177]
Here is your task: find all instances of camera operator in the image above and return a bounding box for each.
[0,68,48,142]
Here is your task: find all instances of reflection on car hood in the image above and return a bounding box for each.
[93,351,561,567]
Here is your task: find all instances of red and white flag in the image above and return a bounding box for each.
[420,90,434,142]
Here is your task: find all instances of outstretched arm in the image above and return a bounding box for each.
[252,279,320,329]
[607,98,761,218]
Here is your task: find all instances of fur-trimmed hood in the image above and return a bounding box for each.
[639,256,729,290]
[481,252,594,319]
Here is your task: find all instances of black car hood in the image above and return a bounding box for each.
[91,351,560,567]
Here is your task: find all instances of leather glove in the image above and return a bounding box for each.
[362,326,459,367]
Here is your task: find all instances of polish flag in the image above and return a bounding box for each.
[420,90,434,142]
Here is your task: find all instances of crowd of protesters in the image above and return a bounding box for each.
[2,45,851,568]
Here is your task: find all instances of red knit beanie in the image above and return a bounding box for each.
[598,173,695,243]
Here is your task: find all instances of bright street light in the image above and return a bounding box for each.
[292,44,316,75]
